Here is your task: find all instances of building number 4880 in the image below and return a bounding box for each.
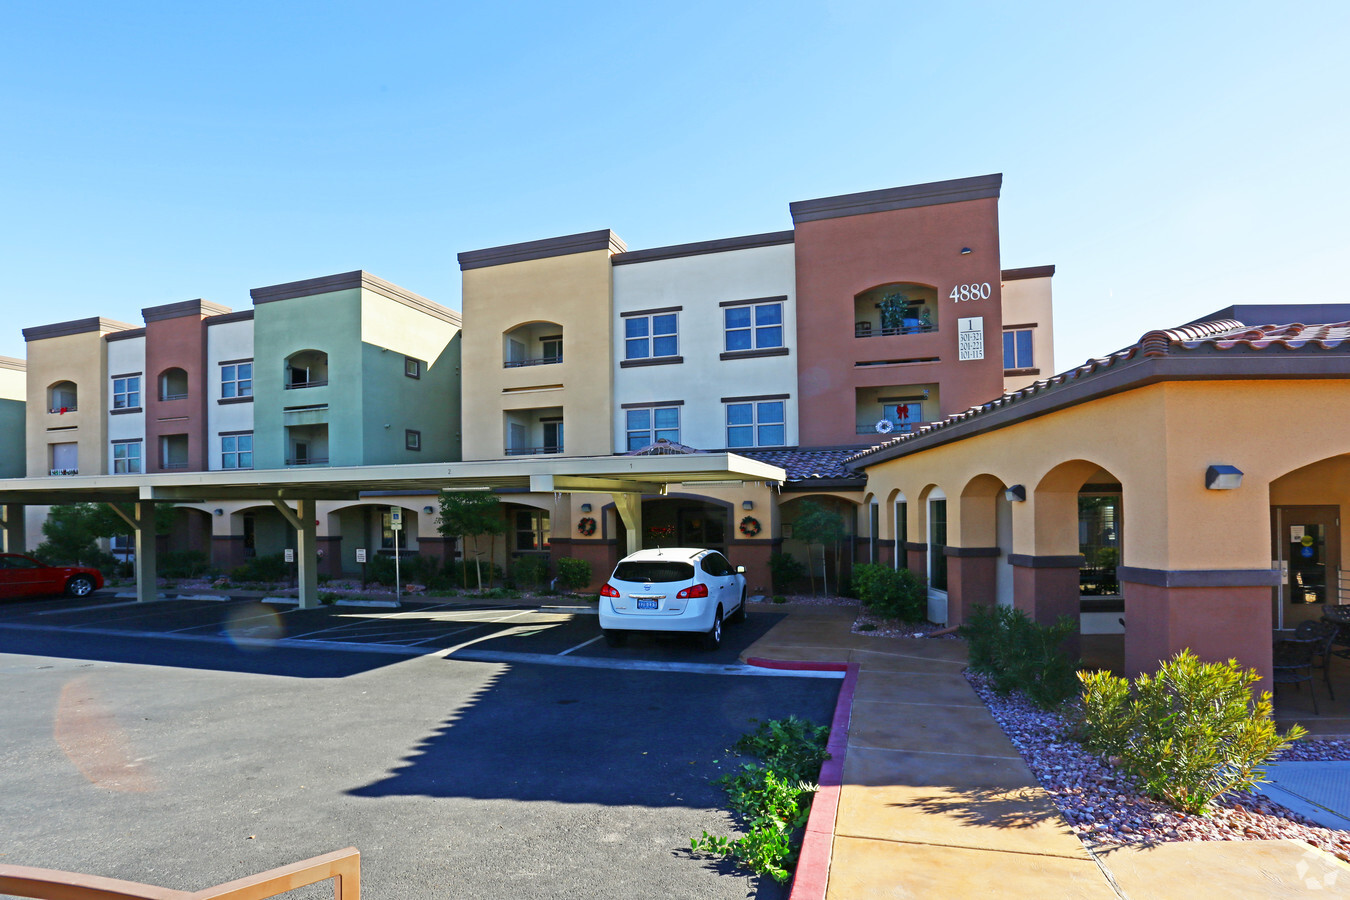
[951,282,992,301]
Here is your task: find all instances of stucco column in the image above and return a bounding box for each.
[1009,554,1083,660]
[944,547,999,626]
[2,503,23,553]
[611,494,643,558]
[134,501,158,605]
[272,498,319,609]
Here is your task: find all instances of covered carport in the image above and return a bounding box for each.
[0,453,786,609]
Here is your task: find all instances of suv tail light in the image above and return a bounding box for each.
[599,583,620,598]
[676,583,708,599]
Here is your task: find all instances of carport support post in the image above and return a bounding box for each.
[133,501,158,604]
[272,498,319,609]
[611,493,643,557]
[1,504,22,553]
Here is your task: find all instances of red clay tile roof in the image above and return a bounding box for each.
[847,318,1350,465]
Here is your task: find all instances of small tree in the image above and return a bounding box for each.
[35,503,175,571]
[437,492,506,589]
[790,500,847,595]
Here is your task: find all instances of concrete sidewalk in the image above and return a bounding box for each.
[741,603,1350,899]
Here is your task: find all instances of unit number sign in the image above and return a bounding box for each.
[958,317,984,361]
[950,282,992,301]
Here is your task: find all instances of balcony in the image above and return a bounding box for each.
[49,468,79,476]
[285,350,329,390]
[286,455,331,466]
[504,323,563,369]
[854,283,939,339]
[505,406,563,457]
[505,445,563,456]
[856,383,940,440]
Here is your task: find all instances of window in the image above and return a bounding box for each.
[404,357,421,379]
[542,421,563,454]
[928,498,948,591]
[726,400,785,448]
[624,312,678,360]
[112,440,142,474]
[515,509,551,552]
[625,405,680,450]
[221,362,252,398]
[882,402,922,433]
[1003,329,1034,370]
[540,336,562,364]
[160,434,189,469]
[724,301,784,352]
[221,433,253,469]
[405,429,421,451]
[112,375,141,409]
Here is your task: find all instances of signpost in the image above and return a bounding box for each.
[390,510,403,603]
[356,548,367,588]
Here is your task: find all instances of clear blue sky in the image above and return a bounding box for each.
[3,1,1347,369]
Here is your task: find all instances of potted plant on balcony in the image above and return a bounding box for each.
[878,292,908,333]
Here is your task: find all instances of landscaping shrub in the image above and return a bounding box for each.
[768,552,805,594]
[509,554,549,590]
[555,557,592,591]
[230,553,290,583]
[455,560,504,590]
[959,604,1079,708]
[158,550,214,580]
[1077,650,1307,815]
[690,716,830,883]
[851,562,927,623]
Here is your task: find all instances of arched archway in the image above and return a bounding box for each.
[779,494,858,595]
[1269,452,1350,629]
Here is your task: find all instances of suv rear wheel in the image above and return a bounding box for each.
[702,607,723,651]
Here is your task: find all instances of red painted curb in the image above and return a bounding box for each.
[746,657,859,900]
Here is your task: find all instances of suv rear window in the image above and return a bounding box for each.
[613,561,696,583]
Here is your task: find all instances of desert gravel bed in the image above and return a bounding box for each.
[967,671,1350,863]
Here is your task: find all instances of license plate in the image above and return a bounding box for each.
[637,599,658,610]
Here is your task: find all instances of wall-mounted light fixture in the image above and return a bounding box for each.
[1004,484,1026,502]
[213,508,224,516]
[742,500,754,510]
[960,247,973,255]
[1205,465,1243,490]
[422,506,434,515]
[580,503,592,513]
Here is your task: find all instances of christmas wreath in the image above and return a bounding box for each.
[738,515,762,537]
[577,516,597,537]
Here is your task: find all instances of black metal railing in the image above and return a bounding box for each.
[856,421,926,435]
[505,446,563,456]
[286,456,330,465]
[854,323,938,338]
[504,355,563,368]
[285,379,329,389]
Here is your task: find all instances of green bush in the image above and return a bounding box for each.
[509,554,549,589]
[768,552,805,594]
[959,604,1080,708]
[851,563,927,623]
[1078,651,1308,815]
[159,550,215,580]
[231,553,291,583]
[455,560,504,589]
[555,557,592,591]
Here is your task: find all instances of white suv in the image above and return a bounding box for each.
[598,548,747,650]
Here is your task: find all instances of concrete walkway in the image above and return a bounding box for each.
[741,603,1350,899]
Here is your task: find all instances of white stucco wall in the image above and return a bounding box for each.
[612,242,798,451]
[105,336,145,450]
[206,317,255,469]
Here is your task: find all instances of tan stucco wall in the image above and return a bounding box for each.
[461,249,614,459]
[999,274,1055,393]
[863,378,1350,574]
[25,331,114,477]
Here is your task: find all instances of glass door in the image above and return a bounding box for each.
[1272,506,1341,629]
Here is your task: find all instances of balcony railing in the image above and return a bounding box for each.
[505,446,563,456]
[49,468,79,476]
[162,462,189,470]
[47,406,77,414]
[856,421,929,436]
[855,323,937,338]
[504,355,563,368]
[285,379,328,389]
[286,456,330,466]
[160,392,188,401]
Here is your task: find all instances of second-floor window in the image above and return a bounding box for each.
[624,312,678,360]
[221,433,252,469]
[1003,328,1034,370]
[112,375,141,409]
[112,440,142,474]
[626,405,680,451]
[726,399,785,448]
[221,362,253,398]
[724,301,784,352]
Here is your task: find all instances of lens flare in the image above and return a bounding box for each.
[223,602,285,650]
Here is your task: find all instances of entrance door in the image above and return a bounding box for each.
[1272,506,1341,629]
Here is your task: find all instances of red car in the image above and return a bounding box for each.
[0,554,103,599]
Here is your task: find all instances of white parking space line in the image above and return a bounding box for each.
[31,600,153,616]
[558,635,604,656]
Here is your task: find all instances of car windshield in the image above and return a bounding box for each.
[613,561,695,583]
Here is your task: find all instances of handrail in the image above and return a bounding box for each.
[0,847,360,900]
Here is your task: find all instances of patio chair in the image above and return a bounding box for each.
[1272,636,1321,715]
[1293,619,1340,700]
[1322,605,1350,663]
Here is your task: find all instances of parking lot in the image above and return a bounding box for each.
[0,591,840,898]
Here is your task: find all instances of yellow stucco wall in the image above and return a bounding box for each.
[461,249,614,459]
[999,274,1055,393]
[25,331,113,477]
[862,378,1350,573]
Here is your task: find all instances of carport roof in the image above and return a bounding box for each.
[0,453,788,505]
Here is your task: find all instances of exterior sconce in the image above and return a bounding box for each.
[742,500,754,510]
[213,508,224,516]
[1205,465,1243,490]
[422,506,434,514]
[960,247,973,255]
[1004,484,1026,502]
[580,503,592,513]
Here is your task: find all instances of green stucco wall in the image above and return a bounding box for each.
[0,398,25,477]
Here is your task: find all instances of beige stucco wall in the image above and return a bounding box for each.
[25,330,115,477]
[461,249,615,459]
[861,378,1350,574]
[999,274,1055,393]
